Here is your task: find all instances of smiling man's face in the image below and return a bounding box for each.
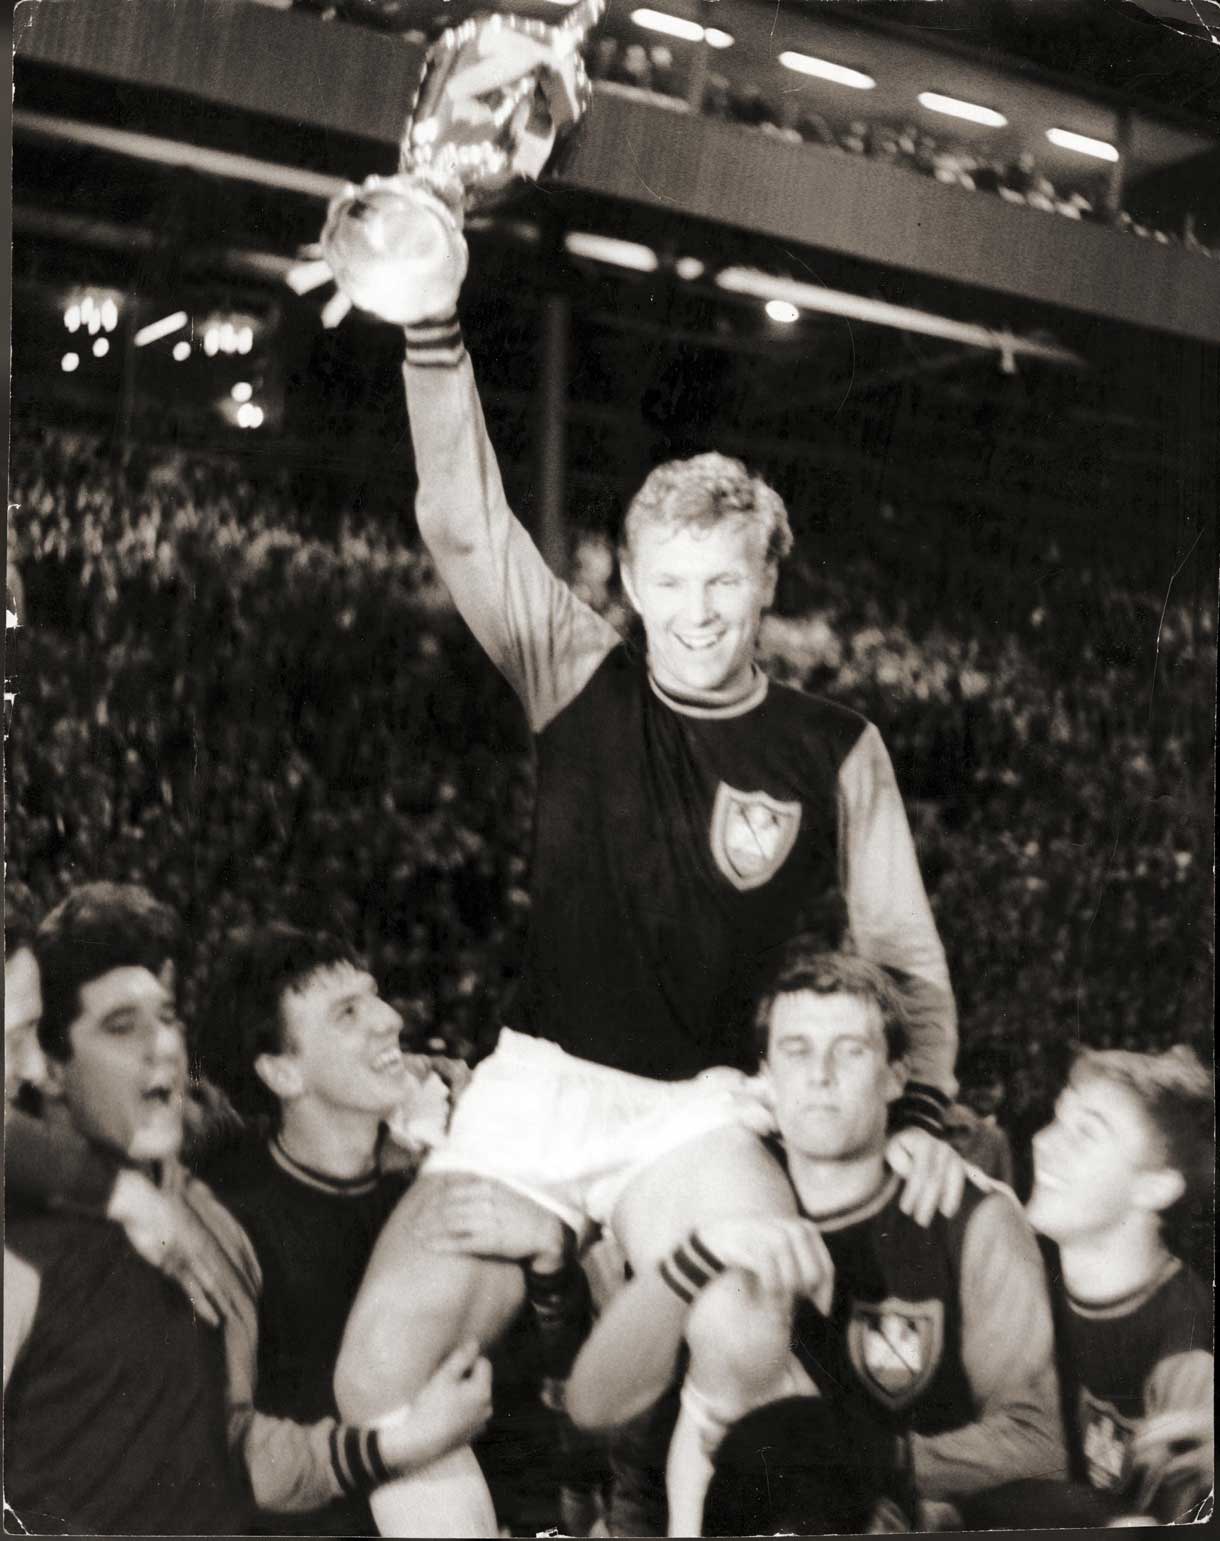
[1026,1073,1168,1244]
[265,963,408,1120]
[622,518,776,704]
[51,966,187,1163]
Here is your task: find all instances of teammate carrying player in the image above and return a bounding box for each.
[331,210,964,1535]
[663,941,1065,1536]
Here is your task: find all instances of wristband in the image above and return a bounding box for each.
[658,1230,727,1305]
[403,313,464,369]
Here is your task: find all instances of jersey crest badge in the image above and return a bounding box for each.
[1080,1392,1135,1492]
[848,1297,944,1410]
[710,783,802,891]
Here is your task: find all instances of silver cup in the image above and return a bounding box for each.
[291,0,605,327]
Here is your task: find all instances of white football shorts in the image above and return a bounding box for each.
[422,1028,771,1235]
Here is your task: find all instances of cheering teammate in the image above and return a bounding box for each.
[332,227,962,1534]
[1022,1046,1214,1524]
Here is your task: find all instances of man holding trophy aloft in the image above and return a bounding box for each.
[310,8,963,1534]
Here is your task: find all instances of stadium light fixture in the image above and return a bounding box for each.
[232,381,254,403]
[1046,127,1118,161]
[93,338,110,358]
[715,266,1083,367]
[101,298,119,331]
[765,299,800,324]
[778,52,874,89]
[564,231,659,272]
[64,304,81,332]
[630,8,732,45]
[675,256,705,281]
[172,340,191,362]
[134,310,189,348]
[631,9,704,42]
[61,352,80,372]
[918,91,1006,128]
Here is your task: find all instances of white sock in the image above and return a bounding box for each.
[369,1444,498,1538]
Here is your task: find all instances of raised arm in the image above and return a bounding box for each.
[909,1192,1067,1500]
[838,722,958,1123]
[402,317,618,733]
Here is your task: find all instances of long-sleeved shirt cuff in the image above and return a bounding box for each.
[892,1081,950,1137]
[328,1422,393,1495]
[403,314,465,368]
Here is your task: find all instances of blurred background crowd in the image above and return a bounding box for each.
[7,409,1213,1221]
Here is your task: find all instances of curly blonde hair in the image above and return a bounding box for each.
[621,452,793,567]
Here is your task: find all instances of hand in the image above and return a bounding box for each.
[886,1128,966,1227]
[414,1174,567,1271]
[696,1215,834,1314]
[375,1340,493,1473]
[694,1067,777,1138]
[107,1169,240,1328]
[1130,1406,1214,1509]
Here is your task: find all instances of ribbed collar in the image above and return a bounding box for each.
[1065,1255,1181,1320]
[796,1169,901,1233]
[269,1134,381,1197]
[647,665,769,719]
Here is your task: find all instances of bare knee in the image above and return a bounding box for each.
[686,1270,792,1411]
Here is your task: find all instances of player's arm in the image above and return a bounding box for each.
[5,1106,119,1214]
[909,1192,1068,1500]
[1130,1346,1214,1520]
[190,1179,492,1512]
[3,1246,40,1391]
[402,320,618,733]
[838,722,958,1125]
[5,1108,241,1324]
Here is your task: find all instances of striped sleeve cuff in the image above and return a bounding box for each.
[403,313,465,369]
[658,1231,727,1305]
[893,1081,950,1137]
[329,1422,394,1494]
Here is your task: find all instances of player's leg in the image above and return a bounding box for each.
[667,1269,808,1536]
[566,1122,796,1430]
[334,1172,525,1537]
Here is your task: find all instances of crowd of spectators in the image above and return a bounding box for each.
[6,422,1214,1213]
[246,0,1213,257]
[584,37,1215,258]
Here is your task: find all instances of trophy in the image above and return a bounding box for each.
[288,0,606,328]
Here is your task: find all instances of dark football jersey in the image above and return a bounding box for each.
[1052,1254,1213,1517]
[5,1210,250,1536]
[781,1159,1066,1501]
[205,1137,411,1536]
[403,351,956,1111]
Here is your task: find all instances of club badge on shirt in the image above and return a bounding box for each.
[1080,1391,1136,1492]
[710,783,802,891]
[848,1297,945,1410]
